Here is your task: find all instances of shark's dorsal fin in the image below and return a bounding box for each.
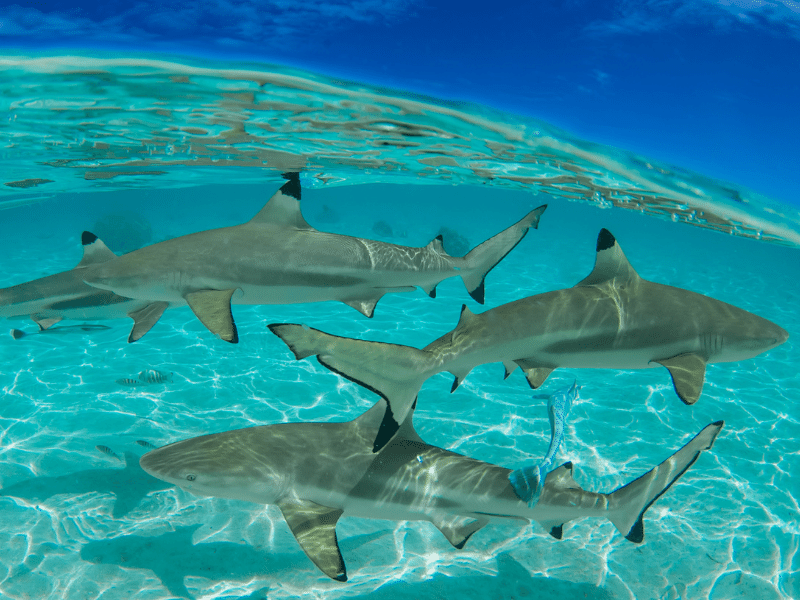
[248,174,313,230]
[652,353,707,405]
[514,359,554,389]
[575,229,640,287]
[277,499,347,582]
[425,234,445,254]
[544,461,581,491]
[32,315,61,330]
[127,301,169,343]
[429,514,488,549]
[77,231,117,268]
[185,289,239,343]
[451,304,478,346]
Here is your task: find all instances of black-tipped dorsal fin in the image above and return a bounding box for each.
[248,174,313,230]
[544,461,581,491]
[425,234,445,254]
[575,229,640,287]
[451,304,479,346]
[77,231,117,268]
[277,499,347,581]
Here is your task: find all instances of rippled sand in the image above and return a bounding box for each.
[0,183,797,600]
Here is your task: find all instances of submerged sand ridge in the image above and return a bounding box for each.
[1,55,799,247]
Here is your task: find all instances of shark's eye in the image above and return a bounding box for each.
[186,474,196,482]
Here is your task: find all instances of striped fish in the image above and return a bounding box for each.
[137,369,173,384]
[135,440,157,449]
[116,378,146,387]
[96,445,122,461]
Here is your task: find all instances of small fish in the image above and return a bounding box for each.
[508,379,578,507]
[96,445,122,461]
[137,369,173,384]
[116,369,174,387]
[135,440,157,449]
[11,323,112,340]
[116,378,146,387]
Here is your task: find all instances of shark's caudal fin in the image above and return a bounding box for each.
[460,205,547,303]
[606,421,723,542]
[268,323,436,451]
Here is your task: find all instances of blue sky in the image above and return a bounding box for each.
[1,0,798,205]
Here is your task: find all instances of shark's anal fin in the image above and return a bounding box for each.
[514,359,554,389]
[185,289,239,343]
[127,302,169,343]
[342,297,381,318]
[652,353,707,405]
[277,499,347,582]
[429,514,488,549]
[32,315,62,331]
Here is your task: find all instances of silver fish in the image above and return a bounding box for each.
[137,369,173,384]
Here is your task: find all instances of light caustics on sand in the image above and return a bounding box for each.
[0,55,798,247]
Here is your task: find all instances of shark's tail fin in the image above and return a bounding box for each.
[460,204,547,303]
[606,421,723,542]
[268,324,438,451]
[10,329,26,340]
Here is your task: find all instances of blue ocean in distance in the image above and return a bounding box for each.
[0,55,798,600]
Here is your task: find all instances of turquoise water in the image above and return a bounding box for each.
[0,56,799,600]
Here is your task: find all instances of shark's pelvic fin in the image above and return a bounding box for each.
[185,289,239,343]
[127,301,169,343]
[277,499,347,582]
[430,514,489,549]
[575,229,641,287]
[514,359,554,389]
[247,173,313,231]
[32,315,62,331]
[607,421,723,542]
[460,204,547,304]
[652,353,707,405]
[77,231,117,268]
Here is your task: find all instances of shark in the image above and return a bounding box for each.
[0,232,169,342]
[139,398,723,582]
[82,174,547,343]
[269,228,787,450]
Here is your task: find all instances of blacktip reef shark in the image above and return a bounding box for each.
[10,322,112,340]
[0,232,170,342]
[82,174,547,343]
[269,228,786,450]
[139,398,723,582]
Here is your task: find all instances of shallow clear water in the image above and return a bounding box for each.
[0,56,798,600]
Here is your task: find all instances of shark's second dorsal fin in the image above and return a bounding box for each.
[277,499,347,581]
[575,229,640,287]
[425,234,445,254]
[248,174,313,230]
[77,231,117,268]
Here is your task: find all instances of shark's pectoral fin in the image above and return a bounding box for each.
[652,353,707,405]
[127,302,169,343]
[430,514,488,549]
[185,289,239,343]
[514,359,554,389]
[32,315,61,331]
[278,499,347,582]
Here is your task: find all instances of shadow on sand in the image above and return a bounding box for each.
[0,451,170,519]
[79,524,613,600]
